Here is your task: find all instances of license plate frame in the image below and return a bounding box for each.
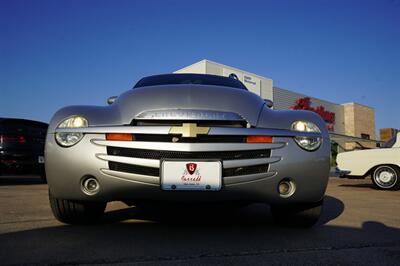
[160,159,222,191]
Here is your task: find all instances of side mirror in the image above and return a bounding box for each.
[107,96,118,105]
[264,99,273,108]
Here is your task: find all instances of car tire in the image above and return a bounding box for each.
[270,200,323,228]
[372,165,400,191]
[49,191,106,224]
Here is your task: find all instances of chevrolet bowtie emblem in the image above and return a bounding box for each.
[169,123,210,138]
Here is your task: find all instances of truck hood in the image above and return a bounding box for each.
[114,84,266,126]
[48,83,328,133]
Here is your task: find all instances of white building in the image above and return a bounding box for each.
[175,59,377,150]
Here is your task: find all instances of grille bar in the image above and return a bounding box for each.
[93,140,284,151]
[133,134,246,143]
[109,161,159,177]
[96,153,280,169]
[108,161,269,177]
[223,164,269,177]
[107,146,271,161]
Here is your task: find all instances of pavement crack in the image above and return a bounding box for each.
[0,218,54,225]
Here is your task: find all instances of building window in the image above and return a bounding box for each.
[361,133,370,140]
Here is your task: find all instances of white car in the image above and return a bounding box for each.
[337,132,400,190]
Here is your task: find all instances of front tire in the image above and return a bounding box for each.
[271,200,323,228]
[49,191,106,224]
[372,165,400,190]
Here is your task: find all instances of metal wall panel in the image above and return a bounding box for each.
[273,87,346,135]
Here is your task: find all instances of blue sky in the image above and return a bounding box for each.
[1,0,399,137]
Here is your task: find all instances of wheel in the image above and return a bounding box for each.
[372,165,400,190]
[49,191,106,224]
[271,200,323,228]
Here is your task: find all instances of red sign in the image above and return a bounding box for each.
[186,163,197,175]
[292,97,335,131]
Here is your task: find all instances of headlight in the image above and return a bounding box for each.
[291,121,322,151]
[55,116,88,147]
[57,116,88,129]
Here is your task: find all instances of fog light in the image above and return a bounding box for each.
[81,177,100,195]
[279,182,290,194]
[278,180,296,198]
[87,180,97,190]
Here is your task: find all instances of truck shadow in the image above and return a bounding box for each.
[0,196,399,265]
[2,220,399,265]
[339,183,377,189]
[6,195,400,266]
[99,195,345,227]
[0,175,45,186]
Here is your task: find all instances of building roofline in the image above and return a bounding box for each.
[274,86,375,109]
[341,102,375,109]
[273,86,343,107]
[174,60,207,73]
[201,59,273,81]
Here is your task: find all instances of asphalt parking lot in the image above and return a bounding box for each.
[0,175,399,266]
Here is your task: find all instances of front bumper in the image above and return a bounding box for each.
[335,167,351,178]
[45,127,330,204]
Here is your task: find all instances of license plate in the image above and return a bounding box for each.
[161,161,222,191]
[38,156,45,164]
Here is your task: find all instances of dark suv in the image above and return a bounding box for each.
[0,118,48,182]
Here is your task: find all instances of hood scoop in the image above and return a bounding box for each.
[133,109,248,127]
[116,84,265,126]
[136,109,244,121]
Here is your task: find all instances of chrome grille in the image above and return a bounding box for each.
[90,127,286,185]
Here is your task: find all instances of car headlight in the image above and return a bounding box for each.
[291,121,322,151]
[55,116,88,147]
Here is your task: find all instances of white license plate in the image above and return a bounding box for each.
[161,161,222,191]
[38,156,45,164]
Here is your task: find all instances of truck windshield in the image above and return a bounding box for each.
[133,74,248,90]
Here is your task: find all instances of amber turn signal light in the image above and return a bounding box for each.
[246,135,273,143]
[106,133,134,141]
